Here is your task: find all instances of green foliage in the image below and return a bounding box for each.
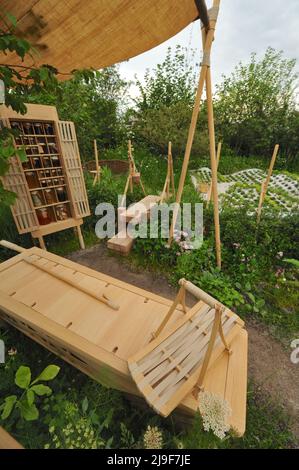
[0,11,59,205]
[135,46,197,111]
[130,46,208,157]
[0,365,60,422]
[27,68,129,159]
[215,47,299,164]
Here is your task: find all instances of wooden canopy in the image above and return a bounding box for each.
[0,0,208,78]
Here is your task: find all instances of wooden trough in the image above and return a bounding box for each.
[0,242,248,435]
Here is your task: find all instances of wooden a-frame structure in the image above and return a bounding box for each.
[169,0,222,269]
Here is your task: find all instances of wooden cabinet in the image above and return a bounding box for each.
[0,104,90,249]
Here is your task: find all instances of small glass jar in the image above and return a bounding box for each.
[31,191,43,207]
[26,146,32,156]
[53,178,59,187]
[56,168,63,176]
[51,155,60,167]
[32,157,42,169]
[44,123,54,135]
[43,157,52,168]
[56,186,67,202]
[48,143,58,154]
[44,170,51,178]
[26,172,38,189]
[40,179,47,188]
[11,122,21,132]
[37,208,52,225]
[55,204,69,221]
[34,123,43,135]
[24,122,33,135]
[44,189,56,205]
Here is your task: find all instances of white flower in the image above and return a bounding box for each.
[143,425,163,449]
[198,391,231,440]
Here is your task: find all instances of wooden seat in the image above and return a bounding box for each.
[128,279,245,417]
[124,195,161,222]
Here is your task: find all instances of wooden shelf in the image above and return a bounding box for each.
[29,184,66,191]
[34,200,70,209]
[24,166,63,172]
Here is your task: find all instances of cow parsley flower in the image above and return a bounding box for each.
[198,391,231,440]
[143,425,163,449]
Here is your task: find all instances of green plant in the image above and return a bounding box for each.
[283,258,299,269]
[0,364,60,422]
[0,11,59,205]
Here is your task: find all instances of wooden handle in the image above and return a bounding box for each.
[23,257,120,311]
[0,240,26,253]
[179,278,220,309]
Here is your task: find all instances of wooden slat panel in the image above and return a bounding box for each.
[0,119,39,234]
[129,302,243,417]
[57,121,90,218]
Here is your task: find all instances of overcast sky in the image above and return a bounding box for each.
[118,0,299,98]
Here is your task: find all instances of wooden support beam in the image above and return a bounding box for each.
[151,284,187,340]
[168,0,221,246]
[74,225,85,250]
[207,141,222,205]
[92,139,101,186]
[205,66,221,268]
[257,144,279,224]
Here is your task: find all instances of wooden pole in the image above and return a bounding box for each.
[168,0,220,245]
[92,139,100,186]
[23,256,120,311]
[207,141,222,205]
[74,225,85,250]
[205,67,221,268]
[168,141,175,197]
[257,144,279,223]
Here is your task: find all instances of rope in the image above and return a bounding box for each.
[201,51,210,67]
[208,6,220,22]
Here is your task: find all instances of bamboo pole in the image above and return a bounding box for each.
[160,141,175,203]
[205,67,221,268]
[206,141,222,205]
[168,0,221,245]
[169,141,175,198]
[257,144,279,223]
[92,139,101,186]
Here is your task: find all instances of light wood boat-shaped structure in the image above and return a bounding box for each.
[0,241,248,435]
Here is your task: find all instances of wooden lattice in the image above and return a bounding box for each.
[58,121,90,218]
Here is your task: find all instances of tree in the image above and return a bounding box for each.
[131,46,209,157]
[214,47,298,160]
[26,67,129,159]
[0,11,59,205]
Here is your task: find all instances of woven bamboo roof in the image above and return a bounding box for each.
[0,0,208,78]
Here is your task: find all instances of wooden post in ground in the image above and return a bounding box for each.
[92,139,101,186]
[257,144,279,224]
[207,141,222,205]
[205,67,221,268]
[160,141,175,203]
[168,141,175,198]
[74,225,85,250]
[37,236,46,251]
[168,0,221,247]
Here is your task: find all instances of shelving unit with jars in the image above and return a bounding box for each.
[0,104,90,250]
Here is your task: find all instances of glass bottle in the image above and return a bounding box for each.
[56,186,67,202]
